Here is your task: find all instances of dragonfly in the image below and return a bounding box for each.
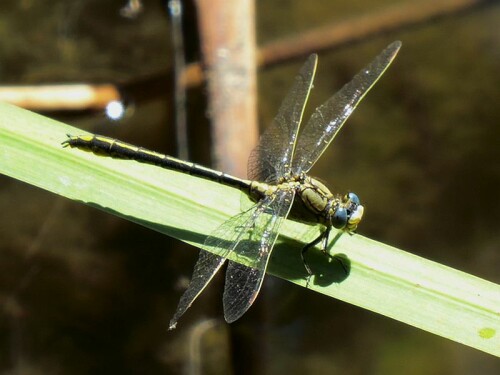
[63,41,401,329]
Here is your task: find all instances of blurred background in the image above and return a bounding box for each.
[0,0,499,374]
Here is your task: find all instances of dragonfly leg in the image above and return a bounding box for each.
[302,226,348,278]
[319,227,348,275]
[301,228,328,276]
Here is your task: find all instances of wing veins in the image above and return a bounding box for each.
[223,189,295,323]
[293,41,401,173]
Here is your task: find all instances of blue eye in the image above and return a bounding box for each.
[332,207,348,229]
[347,192,360,206]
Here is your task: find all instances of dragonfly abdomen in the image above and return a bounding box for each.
[63,135,252,192]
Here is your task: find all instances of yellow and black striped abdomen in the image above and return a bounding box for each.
[62,134,252,191]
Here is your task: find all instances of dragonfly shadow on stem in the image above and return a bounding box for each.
[84,201,351,289]
[269,232,351,288]
[313,231,351,287]
[84,201,209,247]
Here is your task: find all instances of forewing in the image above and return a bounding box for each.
[223,189,295,323]
[292,41,401,174]
[169,203,270,329]
[248,55,317,183]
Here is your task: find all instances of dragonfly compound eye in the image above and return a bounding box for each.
[347,192,360,206]
[332,206,348,229]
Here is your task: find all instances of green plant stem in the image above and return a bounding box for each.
[0,101,499,356]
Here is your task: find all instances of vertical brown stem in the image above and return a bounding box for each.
[194,1,261,373]
[195,0,258,177]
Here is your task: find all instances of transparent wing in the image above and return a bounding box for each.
[223,189,294,323]
[168,190,294,329]
[169,251,225,329]
[292,41,401,174]
[248,54,317,183]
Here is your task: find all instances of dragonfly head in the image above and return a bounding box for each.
[331,192,364,233]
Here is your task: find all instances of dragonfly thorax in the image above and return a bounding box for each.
[291,175,335,224]
[248,175,364,232]
[293,175,364,232]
